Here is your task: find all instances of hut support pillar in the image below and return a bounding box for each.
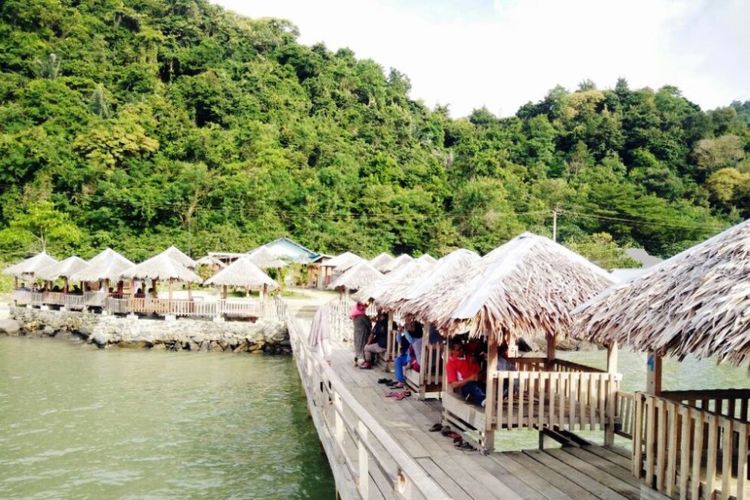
[646,352,662,396]
[545,333,556,369]
[484,332,498,454]
[187,282,192,301]
[168,279,173,302]
[385,311,394,368]
[417,322,430,399]
[604,342,619,446]
[63,278,69,294]
[14,276,18,290]
[222,285,227,300]
[607,342,618,373]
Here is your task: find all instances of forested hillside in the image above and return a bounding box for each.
[1,0,748,264]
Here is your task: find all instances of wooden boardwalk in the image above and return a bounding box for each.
[327,348,666,500]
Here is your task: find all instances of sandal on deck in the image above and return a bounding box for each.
[455,441,475,451]
[428,423,443,432]
[377,378,390,384]
[393,391,410,400]
[385,391,399,398]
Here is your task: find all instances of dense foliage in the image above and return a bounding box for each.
[0,0,748,264]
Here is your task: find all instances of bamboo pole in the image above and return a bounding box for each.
[607,342,618,373]
[647,353,662,395]
[485,331,498,453]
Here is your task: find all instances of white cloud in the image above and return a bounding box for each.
[212,0,750,117]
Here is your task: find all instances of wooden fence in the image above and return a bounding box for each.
[633,391,750,498]
[287,303,449,500]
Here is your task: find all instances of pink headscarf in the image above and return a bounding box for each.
[349,302,367,319]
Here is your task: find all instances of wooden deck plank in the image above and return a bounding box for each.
[502,451,598,500]
[416,458,473,500]
[547,448,642,500]
[449,454,527,500]
[475,453,569,500]
[523,449,628,500]
[430,455,506,500]
[578,444,632,470]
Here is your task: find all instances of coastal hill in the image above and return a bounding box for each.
[0,0,748,263]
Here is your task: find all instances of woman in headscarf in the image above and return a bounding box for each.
[350,302,371,367]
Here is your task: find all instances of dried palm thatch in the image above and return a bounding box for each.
[70,248,134,283]
[416,253,438,265]
[382,253,413,273]
[195,255,226,268]
[3,252,58,277]
[248,246,287,269]
[204,257,278,289]
[36,256,88,281]
[121,254,202,283]
[572,219,750,365]
[369,252,394,272]
[325,251,364,272]
[357,259,436,311]
[420,233,613,339]
[397,249,480,318]
[328,261,383,291]
[159,245,196,269]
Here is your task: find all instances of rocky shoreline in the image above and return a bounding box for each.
[1,307,291,354]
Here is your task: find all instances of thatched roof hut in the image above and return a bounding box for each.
[416,253,438,265]
[121,254,202,283]
[354,259,435,311]
[572,219,750,365]
[69,248,134,283]
[195,255,226,269]
[328,261,383,291]
[36,256,88,281]
[159,245,196,269]
[204,257,278,289]
[325,251,364,273]
[369,252,394,272]
[2,252,58,278]
[422,233,613,338]
[248,246,287,269]
[382,253,413,273]
[398,249,480,318]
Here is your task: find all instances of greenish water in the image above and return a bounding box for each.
[0,337,335,499]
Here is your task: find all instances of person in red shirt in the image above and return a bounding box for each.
[446,340,486,407]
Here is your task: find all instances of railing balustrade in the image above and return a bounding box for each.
[287,302,449,500]
[633,391,750,498]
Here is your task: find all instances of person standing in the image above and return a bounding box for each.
[350,302,371,367]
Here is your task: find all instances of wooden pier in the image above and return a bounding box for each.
[285,303,668,500]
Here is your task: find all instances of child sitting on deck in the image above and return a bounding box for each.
[446,340,486,407]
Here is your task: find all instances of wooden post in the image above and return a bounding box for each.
[187,282,193,301]
[168,279,173,302]
[646,352,662,396]
[222,285,227,299]
[607,342,619,373]
[485,331,498,453]
[386,311,394,365]
[63,277,69,294]
[546,333,556,369]
[357,420,369,498]
[131,279,136,298]
[14,276,18,289]
[417,322,430,399]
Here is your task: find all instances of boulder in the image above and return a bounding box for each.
[0,319,21,336]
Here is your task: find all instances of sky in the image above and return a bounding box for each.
[212,0,749,118]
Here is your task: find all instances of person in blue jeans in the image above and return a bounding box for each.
[392,318,423,388]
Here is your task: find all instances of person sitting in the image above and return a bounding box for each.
[362,312,388,368]
[497,342,518,398]
[446,340,486,407]
[391,327,411,389]
[134,288,145,298]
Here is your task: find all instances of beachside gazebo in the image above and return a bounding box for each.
[415,233,617,452]
[392,249,480,398]
[328,261,383,293]
[121,253,202,303]
[34,256,89,307]
[382,253,413,273]
[415,253,437,265]
[69,248,134,292]
[369,252,394,273]
[322,251,365,288]
[159,245,197,269]
[205,257,278,299]
[248,246,287,270]
[572,219,750,498]
[3,251,58,282]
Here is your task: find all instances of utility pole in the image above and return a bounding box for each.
[552,206,559,242]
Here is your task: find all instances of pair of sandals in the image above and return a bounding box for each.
[430,424,476,451]
[385,390,410,400]
[378,378,404,388]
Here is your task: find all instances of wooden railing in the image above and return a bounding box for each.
[511,357,606,373]
[616,391,635,439]
[404,341,443,399]
[489,371,621,431]
[662,388,750,422]
[633,391,750,499]
[287,303,449,500]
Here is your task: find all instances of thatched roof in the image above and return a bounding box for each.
[416,254,438,265]
[248,246,287,269]
[36,256,88,281]
[69,248,134,283]
[195,255,226,268]
[398,249,480,317]
[2,252,58,278]
[572,219,750,365]
[324,251,364,272]
[121,254,202,283]
[159,245,196,269]
[328,261,383,291]
[421,233,613,339]
[354,259,435,311]
[369,252,394,272]
[382,253,413,273]
[204,257,278,289]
